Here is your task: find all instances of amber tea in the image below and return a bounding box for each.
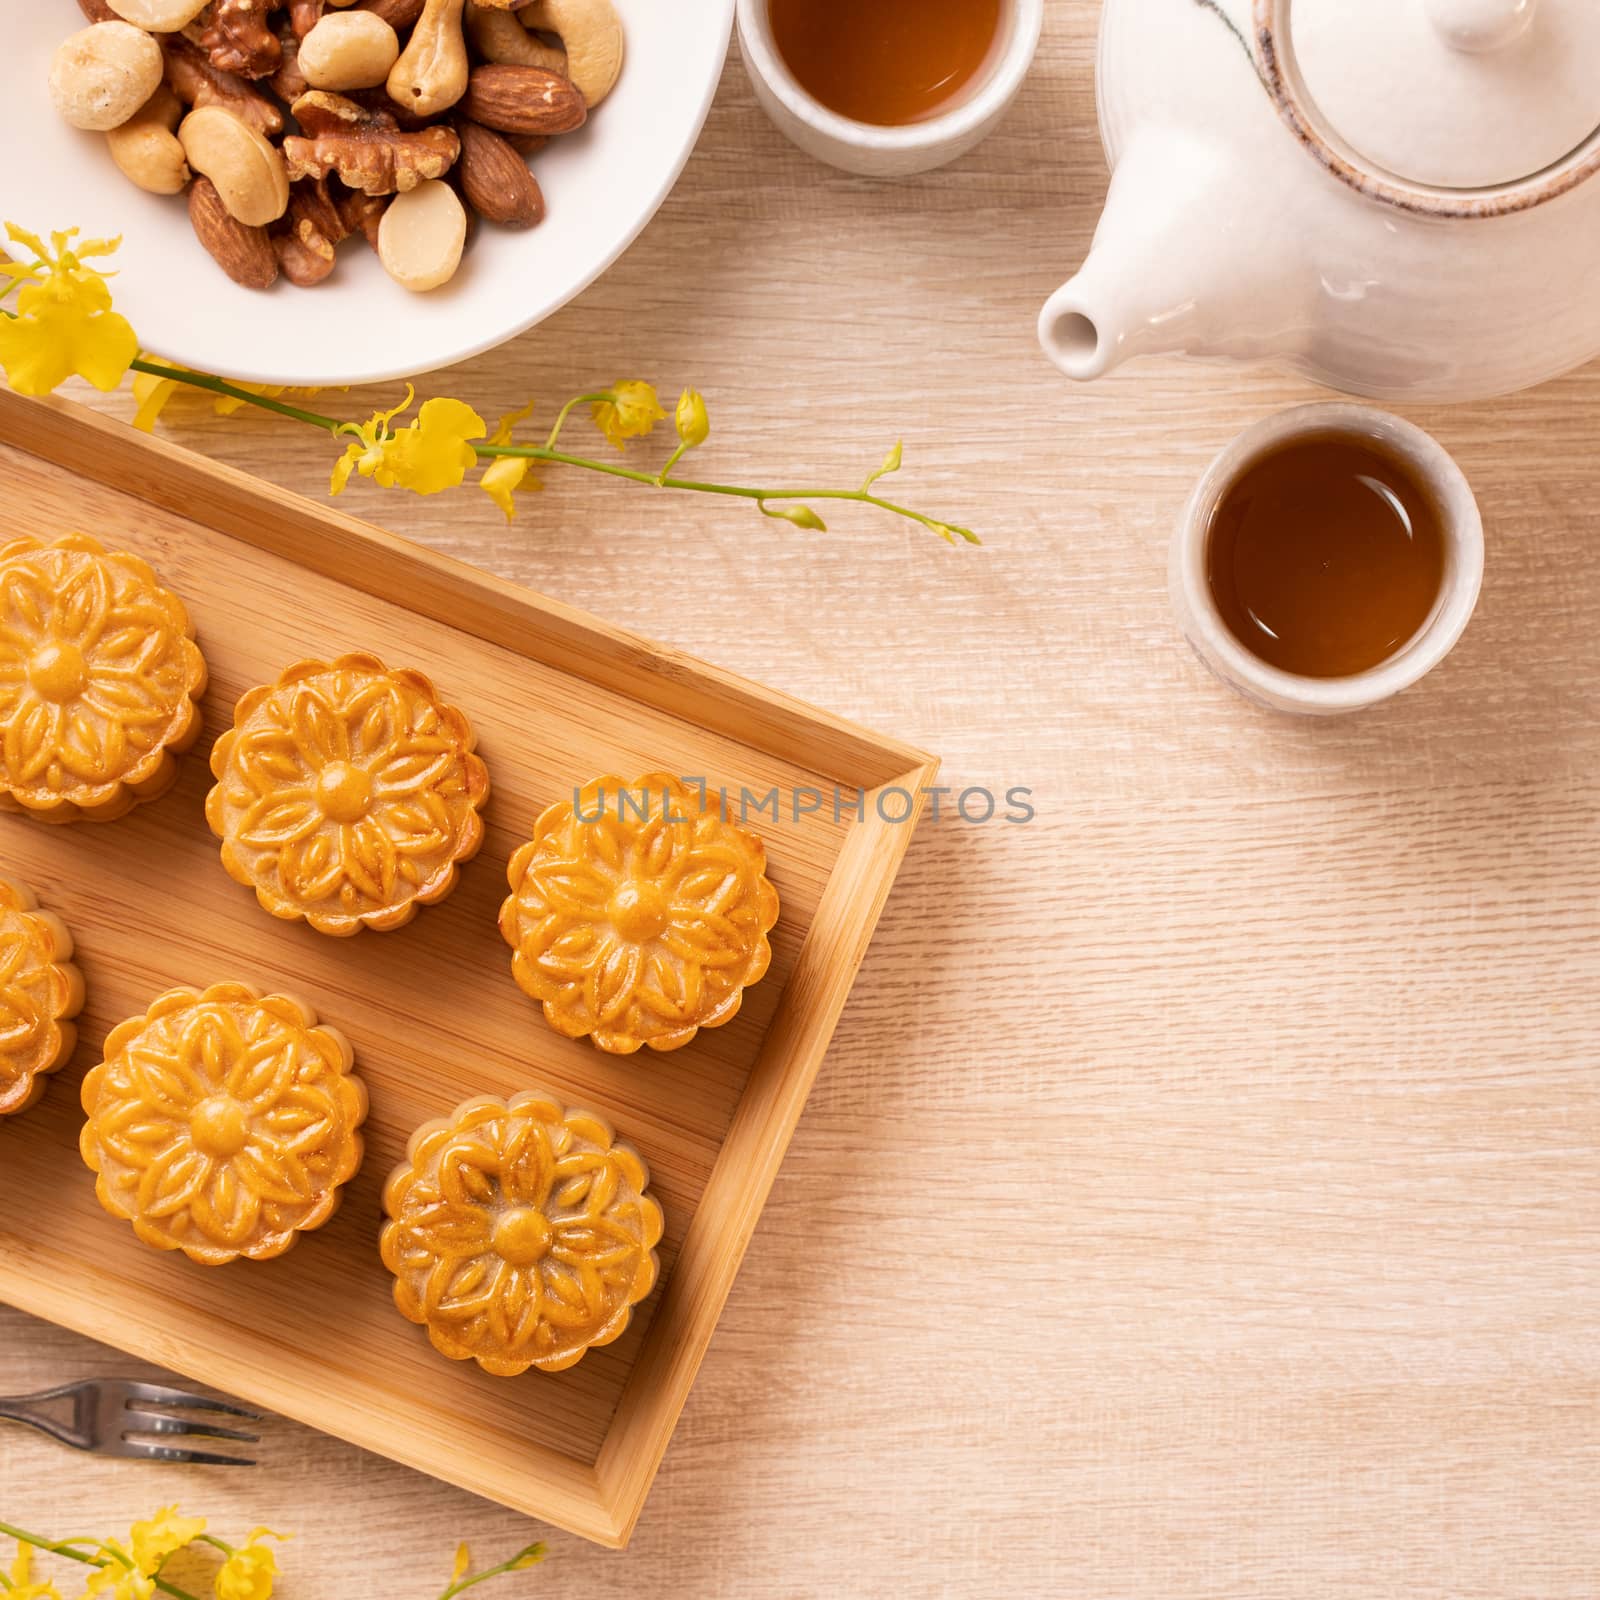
[1205,433,1447,680]
[768,0,1004,127]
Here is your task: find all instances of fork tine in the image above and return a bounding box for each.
[119,1440,256,1467]
[118,1382,262,1419]
[123,1409,259,1444]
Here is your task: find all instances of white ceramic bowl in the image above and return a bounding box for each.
[737,0,1042,178]
[6,1,732,384]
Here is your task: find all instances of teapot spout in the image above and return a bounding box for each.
[1039,128,1308,381]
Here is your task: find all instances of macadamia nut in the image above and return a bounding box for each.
[50,22,164,131]
[105,0,213,28]
[378,178,467,292]
[299,11,401,92]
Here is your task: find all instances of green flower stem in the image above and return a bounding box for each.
[128,359,344,432]
[437,1545,547,1600]
[485,444,979,541]
[0,1524,200,1600]
[122,359,977,543]
[543,392,610,451]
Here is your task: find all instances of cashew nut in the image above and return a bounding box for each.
[465,4,567,75]
[50,23,164,131]
[518,0,621,107]
[106,84,191,194]
[299,10,400,91]
[179,105,291,225]
[387,0,469,117]
[105,0,213,29]
[377,177,466,291]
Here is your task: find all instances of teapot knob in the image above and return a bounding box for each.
[1425,0,1536,50]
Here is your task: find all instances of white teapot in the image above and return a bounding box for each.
[1039,0,1600,401]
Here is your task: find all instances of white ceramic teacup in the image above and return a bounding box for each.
[736,0,1043,178]
[1171,404,1485,716]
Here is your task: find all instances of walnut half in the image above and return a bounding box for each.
[273,175,388,286]
[198,0,283,80]
[282,89,460,196]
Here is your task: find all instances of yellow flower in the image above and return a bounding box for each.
[213,1533,283,1600]
[84,1556,154,1600]
[480,401,542,522]
[128,1508,206,1575]
[130,361,188,432]
[591,380,664,449]
[7,1542,64,1600]
[331,388,486,498]
[450,1543,472,1584]
[0,225,137,397]
[674,387,710,449]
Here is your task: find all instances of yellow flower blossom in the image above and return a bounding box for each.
[84,1557,153,1600]
[7,1542,63,1600]
[591,380,664,449]
[128,1508,206,1576]
[0,225,137,396]
[331,388,486,498]
[674,387,710,449]
[450,1543,472,1584]
[213,1538,279,1600]
[130,362,188,432]
[480,401,543,522]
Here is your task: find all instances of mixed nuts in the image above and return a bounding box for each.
[47,0,623,293]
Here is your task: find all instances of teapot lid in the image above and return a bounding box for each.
[1256,0,1600,215]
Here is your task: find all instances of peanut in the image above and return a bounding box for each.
[50,23,164,131]
[299,11,400,92]
[377,178,466,291]
[106,84,191,194]
[179,105,291,226]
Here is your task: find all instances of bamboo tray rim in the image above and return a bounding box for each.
[0,389,937,1547]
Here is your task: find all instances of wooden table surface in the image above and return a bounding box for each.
[5,6,1600,1597]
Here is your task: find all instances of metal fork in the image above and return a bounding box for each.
[0,1379,261,1465]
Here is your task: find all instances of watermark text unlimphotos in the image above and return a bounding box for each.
[574,779,1034,827]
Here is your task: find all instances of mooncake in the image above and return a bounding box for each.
[0,878,84,1117]
[80,981,368,1265]
[381,1091,664,1375]
[499,771,780,1055]
[206,652,490,936]
[0,532,207,823]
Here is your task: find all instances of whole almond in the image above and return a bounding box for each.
[188,175,278,288]
[459,64,585,136]
[455,118,544,227]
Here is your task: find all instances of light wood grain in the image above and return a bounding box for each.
[3,3,1600,1596]
[0,391,932,1546]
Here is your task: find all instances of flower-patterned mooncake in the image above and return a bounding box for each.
[80,981,368,1265]
[381,1091,664,1376]
[499,771,780,1055]
[0,878,84,1118]
[206,652,490,937]
[0,532,207,823]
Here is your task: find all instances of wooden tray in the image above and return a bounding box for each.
[0,390,936,1547]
